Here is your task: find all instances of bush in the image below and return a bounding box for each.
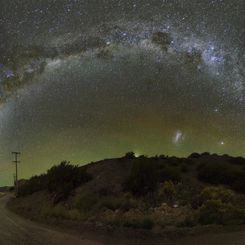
[232,171,245,193]
[124,152,135,159]
[194,186,245,225]
[159,181,176,202]
[177,217,196,228]
[42,205,83,220]
[98,196,136,211]
[43,204,68,219]
[198,200,245,225]
[181,164,189,173]
[18,161,92,200]
[75,190,137,213]
[229,157,245,165]
[123,217,154,230]
[46,161,92,202]
[188,153,201,159]
[198,162,234,185]
[75,190,98,212]
[198,162,245,193]
[198,199,224,225]
[200,186,235,204]
[158,166,181,183]
[18,174,47,197]
[123,158,158,196]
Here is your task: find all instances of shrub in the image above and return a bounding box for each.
[98,196,136,211]
[42,205,83,220]
[188,153,201,159]
[98,196,124,211]
[200,186,235,204]
[198,162,245,193]
[158,166,181,183]
[75,190,98,212]
[123,158,158,196]
[198,199,224,225]
[177,217,196,228]
[18,174,47,197]
[159,181,176,202]
[198,200,245,225]
[46,161,92,202]
[123,217,154,230]
[181,164,189,173]
[124,152,135,159]
[43,204,68,219]
[18,161,92,200]
[232,171,245,193]
[158,155,167,160]
[75,191,137,213]
[229,157,245,165]
[201,152,211,156]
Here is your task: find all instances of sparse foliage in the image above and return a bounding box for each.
[46,161,92,202]
[18,161,92,202]
[123,158,158,196]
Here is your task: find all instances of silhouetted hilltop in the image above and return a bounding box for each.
[84,152,245,195]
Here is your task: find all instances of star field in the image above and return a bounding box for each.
[0,0,244,185]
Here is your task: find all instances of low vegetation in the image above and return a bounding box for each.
[10,152,245,233]
[18,161,92,202]
[198,162,245,194]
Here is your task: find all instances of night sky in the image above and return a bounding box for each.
[0,0,244,185]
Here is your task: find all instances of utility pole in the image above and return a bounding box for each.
[12,152,20,196]
[13,174,16,186]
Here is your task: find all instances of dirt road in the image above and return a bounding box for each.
[0,194,102,245]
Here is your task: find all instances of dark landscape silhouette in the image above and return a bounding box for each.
[8,152,245,241]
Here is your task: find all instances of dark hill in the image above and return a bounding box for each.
[8,152,245,234]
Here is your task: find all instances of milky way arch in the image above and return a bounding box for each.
[0,0,244,185]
